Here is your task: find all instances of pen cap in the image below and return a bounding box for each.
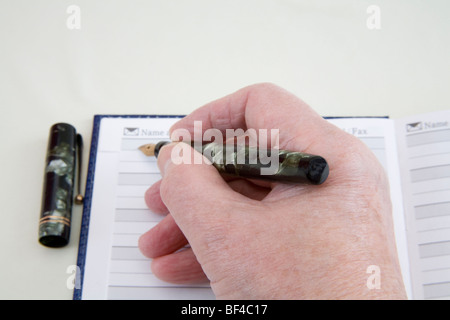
[39,123,77,248]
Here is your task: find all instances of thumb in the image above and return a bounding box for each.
[156,142,245,251]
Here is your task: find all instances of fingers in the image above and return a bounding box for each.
[144,180,169,215]
[139,204,206,284]
[146,177,270,218]
[139,215,207,284]
[155,142,252,256]
[139,214,187,258]
[151,248,208,284]
[140,145,269,271]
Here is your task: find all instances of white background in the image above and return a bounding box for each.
[0,0,449,299]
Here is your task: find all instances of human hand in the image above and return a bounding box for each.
[138,83,406,299]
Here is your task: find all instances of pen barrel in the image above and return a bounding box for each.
[197,142,329,185]
[39,123,77,248]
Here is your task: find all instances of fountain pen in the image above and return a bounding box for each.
[139,141,329,185]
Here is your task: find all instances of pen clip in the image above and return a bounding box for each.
[74,133,84,205]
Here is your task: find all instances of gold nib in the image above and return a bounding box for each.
[138,143,156,156]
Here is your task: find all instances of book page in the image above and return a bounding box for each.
[327,118,412,298]
[395,110,450,299]
[80,117,214,299]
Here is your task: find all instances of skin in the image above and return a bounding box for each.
[138,83,407,299]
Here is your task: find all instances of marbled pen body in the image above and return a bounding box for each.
[141,141,329,185]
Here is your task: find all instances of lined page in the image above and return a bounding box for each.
[81,117,214,300]
[396,110,450,299]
